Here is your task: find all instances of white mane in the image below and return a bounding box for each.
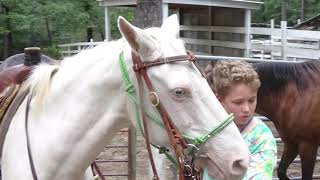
[26,63,59,114]
[25,39,129,116]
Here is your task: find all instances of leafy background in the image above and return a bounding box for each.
[0,0,319,60]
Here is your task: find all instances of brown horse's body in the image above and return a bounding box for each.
[254,61,320,180]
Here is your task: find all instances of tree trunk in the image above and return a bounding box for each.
[281,0,288,21]
[134,0,163,28]
[45,17,52,44]
[86,27,93,42]
[301,0,305,21]
[83,2,94,42]
[2,3,11,59]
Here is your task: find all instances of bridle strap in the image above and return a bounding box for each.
[132,52,193,180]
[25,93,38,180]
[133,51,205,78]
[134,59,159,180]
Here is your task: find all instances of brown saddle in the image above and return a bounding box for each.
[0,65,32,120]
[0,48,56,160]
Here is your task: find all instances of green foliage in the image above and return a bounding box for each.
[0,0,105,59]
[109,7,134,40]
[253,0,320,26]
[42,44,62,60]
[1,0,320,60]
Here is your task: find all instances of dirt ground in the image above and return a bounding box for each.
[95,122,320,180]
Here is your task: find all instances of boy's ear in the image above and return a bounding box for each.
[216,94,223,102]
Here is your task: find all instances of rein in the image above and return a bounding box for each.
[25,93,38,180]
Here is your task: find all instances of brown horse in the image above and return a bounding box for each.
[253,61,320,180]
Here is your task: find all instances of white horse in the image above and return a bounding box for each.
[1,15,249,180]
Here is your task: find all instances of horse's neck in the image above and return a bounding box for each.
[42,47,134,177]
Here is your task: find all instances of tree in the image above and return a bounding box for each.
[0,0,105,60]
[281,0,288,21]
[134,0,163,28]
[253,0,320,26]
[301,0,305,21]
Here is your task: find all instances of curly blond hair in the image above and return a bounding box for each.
[207,60,261,97]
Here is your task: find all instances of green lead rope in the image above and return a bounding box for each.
[118,51,177,165]
[182,114,234,147]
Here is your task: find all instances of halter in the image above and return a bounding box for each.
[121,51,234,180]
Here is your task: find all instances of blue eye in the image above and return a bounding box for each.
[175,88,185,97]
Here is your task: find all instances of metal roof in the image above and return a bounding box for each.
[97,0,263,9]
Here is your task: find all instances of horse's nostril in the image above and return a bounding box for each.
[230,158,249,177]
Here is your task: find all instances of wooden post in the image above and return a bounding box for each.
[162,3,168,23]
[104,6,111,41]
[297,19,301,25]
[128,127,136,180]
[208,7,213,54]
[67,46,71,57]
[77,45,81,54]
[244,9,251,58]
[281,21,287,60]
[270,19,275,60]
[89,39,94,48]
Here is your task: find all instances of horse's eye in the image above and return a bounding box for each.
[175,88,185,97]
[170,87,190,101]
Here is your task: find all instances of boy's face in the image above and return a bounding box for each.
[218,83,258,130]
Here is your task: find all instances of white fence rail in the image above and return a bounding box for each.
[180,21,320,61]
[58,39,103,57]
[59,23,320,61]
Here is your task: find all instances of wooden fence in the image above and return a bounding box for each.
[58,39,103,57]
[180,20,320,61]
[58,22,320,61]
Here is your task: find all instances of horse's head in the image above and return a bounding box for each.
[118,15,250,179]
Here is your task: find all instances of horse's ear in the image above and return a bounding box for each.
[118,16,160,61]
[118,16,140,52]
[161,14,180,38]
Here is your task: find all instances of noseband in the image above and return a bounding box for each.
[131,51,233,180]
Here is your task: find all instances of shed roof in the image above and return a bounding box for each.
[97,0,263,10]
[292,14,320,31]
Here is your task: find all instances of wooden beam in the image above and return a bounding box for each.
[104,7,111,41]
[244,9,251,57]
[163,3,169,23]
[97,0,262,9]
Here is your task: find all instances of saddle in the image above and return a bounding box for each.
[0,65,33,160]
[0,65,32,120]
[0,47,44,163]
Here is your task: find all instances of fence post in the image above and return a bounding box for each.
[208,6,213,54]
[244,9,251,58]
[270,19,275,60]
[77,45,81,55]
[281,21,287,60]
[128,126,136,180]
[104,6,111,41]
[90,39,94,48]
